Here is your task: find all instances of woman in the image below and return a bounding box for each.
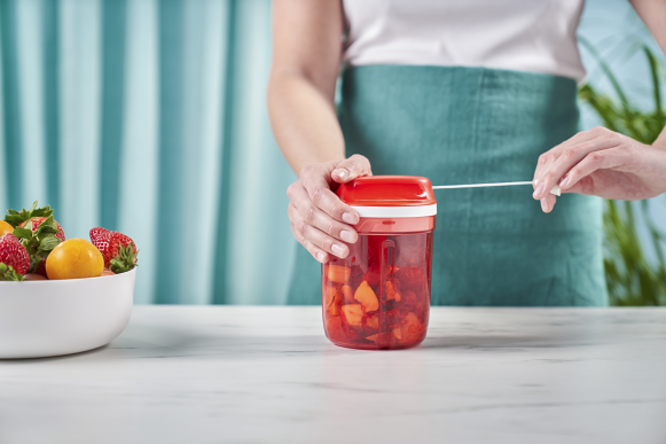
[268,0,666,306]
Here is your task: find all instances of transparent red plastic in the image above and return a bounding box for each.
[322,214,436,350]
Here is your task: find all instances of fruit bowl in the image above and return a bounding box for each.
[0,268,136,359]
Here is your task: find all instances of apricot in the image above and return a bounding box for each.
[46,238,104,280]
[0,220,14,236]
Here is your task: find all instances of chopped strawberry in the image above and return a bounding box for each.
[89,227,139,273]
[0,233,30,279]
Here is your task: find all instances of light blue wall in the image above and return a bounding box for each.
[0,0,663,303]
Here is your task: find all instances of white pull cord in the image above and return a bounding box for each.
[432,181,561,196]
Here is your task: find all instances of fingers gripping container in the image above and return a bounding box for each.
[322,176,436,350]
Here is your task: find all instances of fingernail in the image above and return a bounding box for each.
[540,198,548,212]
[533,182,545,198]
[342,212,357,224]
[331,244,345,257]
[560,176,570,189]
[340,230,355,243]
[316,252,327,263]
[335,169,348,179]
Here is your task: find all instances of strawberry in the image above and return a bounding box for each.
[89,227,139,273]
[4,201,64,275]
[19,217,65,242]
[0,233,30,280]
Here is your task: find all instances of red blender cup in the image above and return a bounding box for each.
[322,176,437,350]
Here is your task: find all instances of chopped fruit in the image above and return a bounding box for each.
[321,232,433,350]
[361,262,381,287]
[24,273,48,281]
[0,233,30,276]
[46,238,104,280]
[0,220,13,236]
[326,264,350,283]
[354,280,379,312]
[341,284,354,304]
[326,284,341,316]
[399,312,424,344]
[366,332,393,345]
[396,266,426,290]
[89,227,138,273]
[341,304,363,327]
[364,313,379,329]
[385,281,401,302]
[325,316,345,342]
[102,267,115,276]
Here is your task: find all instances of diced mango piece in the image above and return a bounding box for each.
[354,281,379,312]
[342,284,355,304]
[341,304,363,327]
[385,281,401,302]
[326,264,351,283]
[392,327,402,341]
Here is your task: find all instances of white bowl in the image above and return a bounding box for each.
[0,268,136,359]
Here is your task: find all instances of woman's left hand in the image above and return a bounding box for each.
[532,126,666,213]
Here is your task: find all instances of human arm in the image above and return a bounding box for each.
[267,0,371,262]
[532,0,666,212]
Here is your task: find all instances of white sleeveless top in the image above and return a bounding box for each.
[342,0,586,81]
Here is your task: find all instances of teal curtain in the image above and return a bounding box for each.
[0,0,662,304]
[0,0,296,304]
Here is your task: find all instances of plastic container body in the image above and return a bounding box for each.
[322,215,435,350]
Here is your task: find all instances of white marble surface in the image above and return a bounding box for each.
[1,306,665,444]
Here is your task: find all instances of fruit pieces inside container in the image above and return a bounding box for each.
[322,233,431,349]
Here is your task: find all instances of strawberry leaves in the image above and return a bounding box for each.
[109,243,139,274]
[13,216,62,273]
[3,201,54,228]
[0,263,24,281]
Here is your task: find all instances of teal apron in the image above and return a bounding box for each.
[287,65,607,306]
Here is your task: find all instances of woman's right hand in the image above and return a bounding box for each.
[287,154,372,263]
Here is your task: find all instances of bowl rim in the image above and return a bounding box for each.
[0,267,137,285]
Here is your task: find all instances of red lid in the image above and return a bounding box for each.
[336,175,436,207]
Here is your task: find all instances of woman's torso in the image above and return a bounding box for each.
[342,0,586,81]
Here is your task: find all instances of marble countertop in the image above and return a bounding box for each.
[1,306,665,444]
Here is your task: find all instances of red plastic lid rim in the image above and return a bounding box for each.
[336,175,437,207]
